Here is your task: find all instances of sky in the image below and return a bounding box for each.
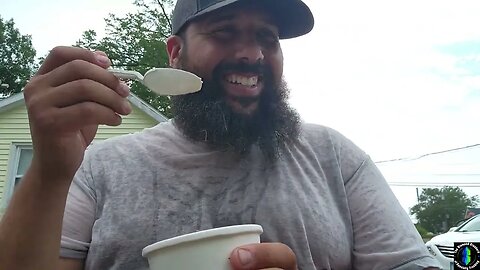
[1,0,479,217]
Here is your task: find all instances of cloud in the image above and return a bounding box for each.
[281,0,480,161]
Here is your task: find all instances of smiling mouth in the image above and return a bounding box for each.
[222,73,264,99]
[219,73,263,114]
[225,74,261,87]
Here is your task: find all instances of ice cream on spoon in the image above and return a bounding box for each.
[109,68,202,96]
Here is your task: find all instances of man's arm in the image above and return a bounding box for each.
[0,47,130,270]
[59,258,85,270]
[0,163,73,270]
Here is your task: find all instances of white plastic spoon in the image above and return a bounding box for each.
[109,68,202,96]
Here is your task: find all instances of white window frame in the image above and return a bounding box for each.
[1,143,33,210]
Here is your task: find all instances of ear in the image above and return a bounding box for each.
[167,35,183,68]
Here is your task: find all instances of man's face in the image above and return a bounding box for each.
[167,5,300,160]
[172,6,284,114]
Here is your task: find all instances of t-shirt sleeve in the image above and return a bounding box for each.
[345,157,441,270]
[60,162,96,259]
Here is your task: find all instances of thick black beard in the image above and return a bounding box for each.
[171,60,301,162]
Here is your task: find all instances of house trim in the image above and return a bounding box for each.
[0,92,169,122]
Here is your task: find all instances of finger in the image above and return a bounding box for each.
[94,50,108,57]
[43,58,130,100]
[52,102,123,132]
[80,125,99,146]
[37,46,111,75]
[46,59,118,89]
[45,79,131,115]
[230,243,297,270]
[40,59,129,98]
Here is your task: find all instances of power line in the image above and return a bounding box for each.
[375,143,480,164]
[388,182,480,187]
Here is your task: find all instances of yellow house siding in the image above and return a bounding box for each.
[0,98,161,215]
[0,104,31,202]
[95,106,158,139]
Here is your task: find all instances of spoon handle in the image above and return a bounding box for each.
[108,69,144,81]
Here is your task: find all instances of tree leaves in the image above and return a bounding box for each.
[0,16,36,97]
[410,186,479,233]
[75,0,174,118]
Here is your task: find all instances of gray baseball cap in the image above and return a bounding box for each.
[171,0,314,39]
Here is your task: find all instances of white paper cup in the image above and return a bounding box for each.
[142,224,263,270]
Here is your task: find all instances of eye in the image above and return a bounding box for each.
[257,29,279,48]
[210,26,237,40]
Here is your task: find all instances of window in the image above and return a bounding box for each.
[1,144,33,209]
[457,215,480,232]
[13,147,33,186]
[1,141,98,210]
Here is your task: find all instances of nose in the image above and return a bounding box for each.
[234,39,264,65]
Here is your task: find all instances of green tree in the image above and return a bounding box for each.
[0,16,37,97]
[410,186,479,234]
[414,223,429,239]
[75,0,174,118]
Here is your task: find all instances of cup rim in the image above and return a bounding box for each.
[142,224,263,257]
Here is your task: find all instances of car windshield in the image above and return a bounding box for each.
[458,216,480,232]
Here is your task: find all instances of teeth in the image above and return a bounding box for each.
[227,75,258,87]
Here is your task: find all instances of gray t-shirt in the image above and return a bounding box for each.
[60,121,441,270]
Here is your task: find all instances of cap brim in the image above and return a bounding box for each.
[266,0,314,39]
[190,0,314,39]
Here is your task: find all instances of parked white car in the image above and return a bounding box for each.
[425,215,480,270]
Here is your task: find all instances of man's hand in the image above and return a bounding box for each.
[230,243,297,270]
[25,46,131,181]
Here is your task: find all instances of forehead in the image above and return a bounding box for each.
[191,4,278,30]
